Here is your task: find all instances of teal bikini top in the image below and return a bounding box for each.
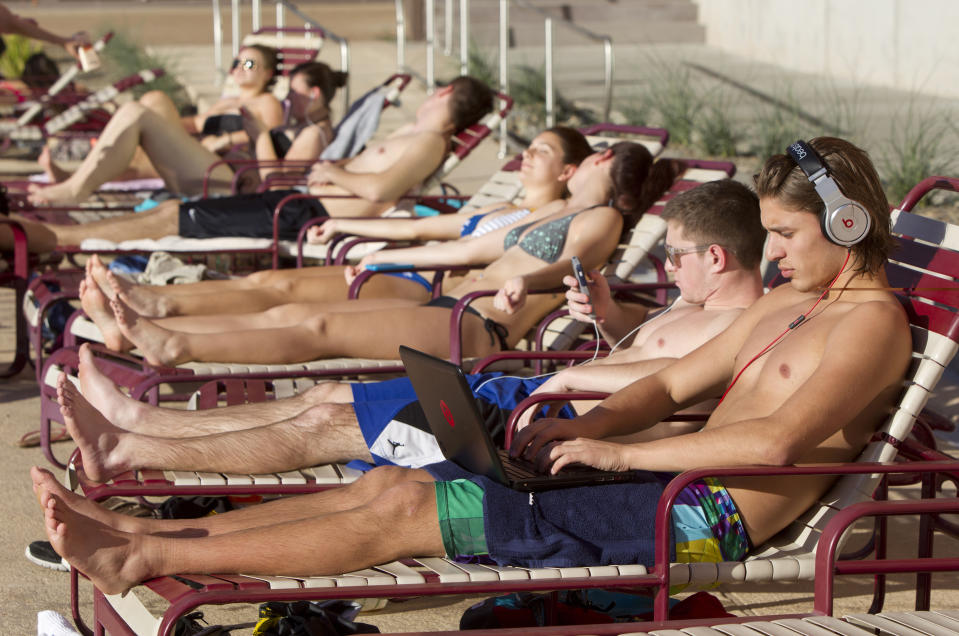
[503,203,602,263]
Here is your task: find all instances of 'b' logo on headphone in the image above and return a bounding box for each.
[842,218,854,228]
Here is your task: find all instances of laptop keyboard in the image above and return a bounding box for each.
[497,449,597,480]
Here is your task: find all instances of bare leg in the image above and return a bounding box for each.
[153,302,328,334]
[43,199,181,246]
[34,463,432,537]
[38,465,443,595]
[37,145,71,182]
[28,102,233,205]
[114,298,497,366]
[78,343,348,436]
[106,266,428,318]
[79,269,133,352]
[1,214,58,252]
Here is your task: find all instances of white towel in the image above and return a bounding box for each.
[37,610,81,636]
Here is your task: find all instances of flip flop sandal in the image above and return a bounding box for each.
[17,426,69,448]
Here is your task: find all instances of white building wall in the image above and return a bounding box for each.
[691,0,959,98]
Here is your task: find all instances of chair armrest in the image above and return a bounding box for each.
[0,218,29,278]
[651,460,959,618]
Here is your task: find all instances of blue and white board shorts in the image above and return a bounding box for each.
[349,374,576,469]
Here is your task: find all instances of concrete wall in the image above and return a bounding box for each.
[691,0,959,98]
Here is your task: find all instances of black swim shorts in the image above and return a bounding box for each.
[178,190,328,241]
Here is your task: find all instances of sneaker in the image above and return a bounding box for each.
[25,540,69,572]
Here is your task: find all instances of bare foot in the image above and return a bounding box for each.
[40,484,151,595]
[79,274,133,352]
[31,465,146,535]
[108,270,168,317]
[57,372,133,483]
[77,343,151,431]
[38,144,71,183]
[26,179,85,207]
[87,254,115,299]
[111,296,184,366]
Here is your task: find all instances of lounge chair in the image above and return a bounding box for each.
[65,193,959,635]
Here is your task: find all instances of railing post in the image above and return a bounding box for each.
[276,1,285,28]
[231,0,241,58]
[459,0,468,76]
[212,0,224,85]
[426,0,436,91]
[498,0,509,158]
[252,0,261,32]
[602,37,614,122]
[544,16,554,128]
[444,0,453,55]
[395,0,406,73]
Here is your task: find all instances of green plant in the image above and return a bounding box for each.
[97,27,191,112]
[694,84,741,157]
[0,34,40,78]
[748,83,808,163]
[881,101,956,206]
[644,63,702,148]
[466,41,498,92]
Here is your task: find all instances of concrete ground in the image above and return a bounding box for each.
[1,1,959,633]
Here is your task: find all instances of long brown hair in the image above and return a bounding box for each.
[607,142,685,240]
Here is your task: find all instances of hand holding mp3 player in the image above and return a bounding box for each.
[569,256,595,319]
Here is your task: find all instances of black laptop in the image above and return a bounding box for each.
[399,345,637,491]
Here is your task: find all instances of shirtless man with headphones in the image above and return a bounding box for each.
[31,137,912,593]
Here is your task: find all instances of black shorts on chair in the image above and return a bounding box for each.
[178,190,328,241]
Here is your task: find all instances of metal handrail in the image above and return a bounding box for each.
[211,0,351,111]
[396,0,614,155]
[511,0,614,126]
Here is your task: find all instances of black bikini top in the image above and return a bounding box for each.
[201,113,244,136]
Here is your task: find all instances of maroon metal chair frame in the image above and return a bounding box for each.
[0,218,30,377]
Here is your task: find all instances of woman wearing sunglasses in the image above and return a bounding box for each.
[28,44,284,206]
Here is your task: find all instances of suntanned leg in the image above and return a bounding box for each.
[37,145,71,183]
[77,343,337,434]
[38,465,443,595]
[43,199,181,246]
[114,299,498,366]
[62,369,371,478]
[28,102,233,205]
[150,301,326,334]
[35,463,433,538]
[0,214,58,252]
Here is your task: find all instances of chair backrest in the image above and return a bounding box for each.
[755,178,959,560]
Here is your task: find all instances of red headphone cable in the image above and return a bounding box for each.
[717,250,852,404]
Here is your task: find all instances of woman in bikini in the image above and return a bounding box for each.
[101,142,681,366]
[27,44,284,206]
[81,126,594,327]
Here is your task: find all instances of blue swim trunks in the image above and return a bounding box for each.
[425,461,752,570]
[349,374,576,468]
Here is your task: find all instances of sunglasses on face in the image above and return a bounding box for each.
[664,244,711,267]
[231,58,258,71]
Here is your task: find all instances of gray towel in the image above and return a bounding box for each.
[320,86,388,160]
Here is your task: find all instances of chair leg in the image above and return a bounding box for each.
[0,281,30,378]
